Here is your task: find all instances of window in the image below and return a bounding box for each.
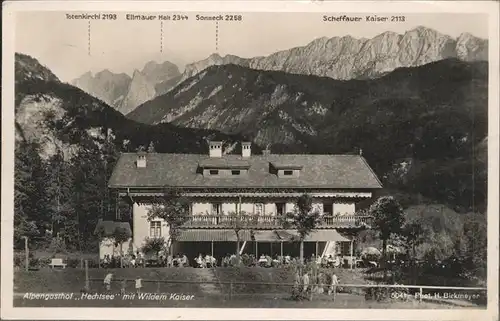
[276,203,285,216]
[341,242,352,256]
[231,170,241,175]
[283,170,293,176]
[150,221,162,237]
[255,203,264,215]
[323,203,333,215]
[209,169,219,175]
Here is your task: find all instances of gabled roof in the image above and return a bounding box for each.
[108,153,383,189]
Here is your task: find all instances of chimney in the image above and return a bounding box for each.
[136,151,147,168]
[242,142,251,157]
[209,141,223,158]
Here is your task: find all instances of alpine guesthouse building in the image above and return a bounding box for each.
[104,141,383,264]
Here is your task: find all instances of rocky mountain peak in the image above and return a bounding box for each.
[118,69,156,115]
[456,32,488,61]
[141,60,180,84]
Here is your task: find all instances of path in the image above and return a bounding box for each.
[194,268,221,295]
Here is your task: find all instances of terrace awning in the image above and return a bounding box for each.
[253,230,281,242]
[177,229,252,242]
[276,229,352,242]
[177,229,238,242]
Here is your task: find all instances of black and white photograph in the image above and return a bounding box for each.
[2,1,499,320]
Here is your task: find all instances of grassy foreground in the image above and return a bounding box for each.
[13,267,483,309]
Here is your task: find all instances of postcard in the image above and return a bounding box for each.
[2,0,499,320]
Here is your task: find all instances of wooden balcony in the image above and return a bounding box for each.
[182,214,373,229]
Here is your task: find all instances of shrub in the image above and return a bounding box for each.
[14,252,25,268]
[241,254,252,266]
[364,285,409,302]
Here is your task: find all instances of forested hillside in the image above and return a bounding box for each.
[14,53,253,251]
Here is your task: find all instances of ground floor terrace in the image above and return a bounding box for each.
[169,228,356,267]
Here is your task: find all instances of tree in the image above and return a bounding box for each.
[280,194,322,264]
[45,150,75,243]
[454,212,487,279]
[227,209,252,264]
[112,226,132,268]
[147,141,156,153]
[142,237,166,259]
[368,196,405,281]
[14,140,50,248]
[402,220,426,262]
[147,188,190,255]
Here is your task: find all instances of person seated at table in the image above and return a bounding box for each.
[205,254,212,268]
[196,254,204,268]
[103,255,110,267]
[181,253,188,267]
[130,255,136,268]
[273,255,280,267]
[166,254,173,267]
[258,254,267,267]
[284,255,291,265]
[321,255,328,267]
[207,254,217,267]
[265,255,272,267]
[172,254,180,267]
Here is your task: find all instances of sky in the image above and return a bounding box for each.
[15,11,488,83]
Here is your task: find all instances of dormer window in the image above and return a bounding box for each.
[270,162,303,178]
[199,158,250,177]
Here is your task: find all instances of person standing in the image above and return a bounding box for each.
[317,272,324,294]
[328,271,339,301]
[120,278,127,295]
[103,272,113,292]
[292,269,301,297]
[135,276,143,294]
[302,271,310,298]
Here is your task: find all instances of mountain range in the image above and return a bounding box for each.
[72,26,488,115]
[179,27,487,81]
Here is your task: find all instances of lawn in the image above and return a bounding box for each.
[13,267,484,308]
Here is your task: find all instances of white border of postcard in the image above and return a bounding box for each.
[2,1,499,320]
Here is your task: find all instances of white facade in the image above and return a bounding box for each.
[132,203,170,252]
[130,196,359,253]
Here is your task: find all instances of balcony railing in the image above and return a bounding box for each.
[182,214,373,229]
